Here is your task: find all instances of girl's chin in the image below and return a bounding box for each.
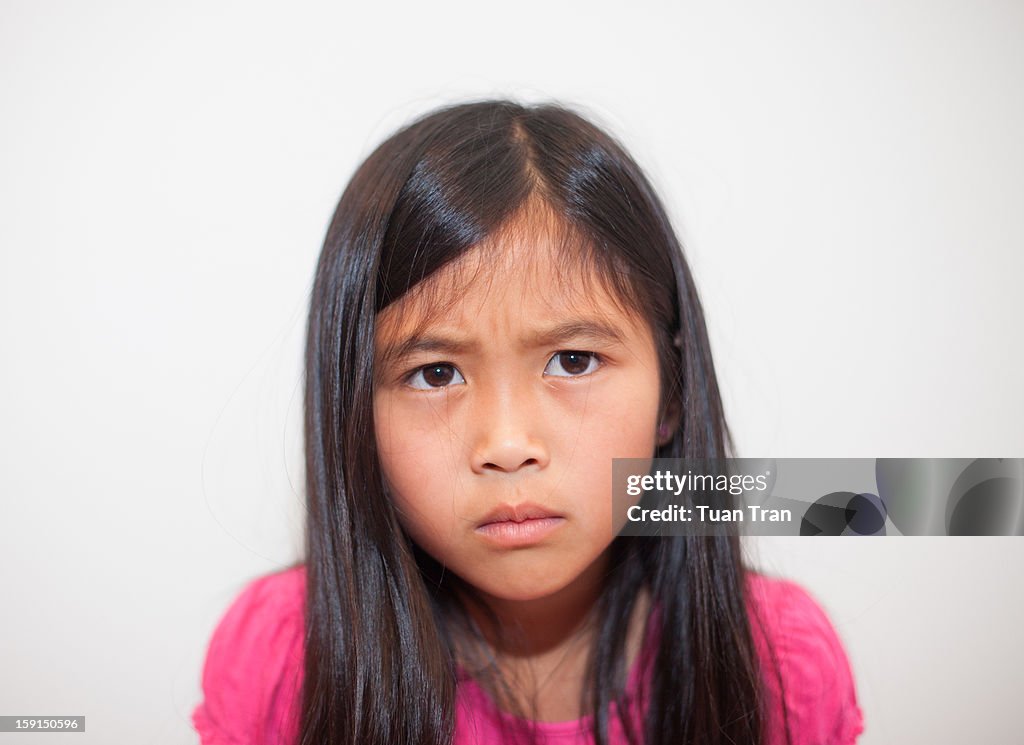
[466,571,591,606]
[478,585,569,604]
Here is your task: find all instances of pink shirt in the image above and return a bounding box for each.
[193,566,864,744]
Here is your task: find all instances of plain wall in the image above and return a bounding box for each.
[1,1,1022,743]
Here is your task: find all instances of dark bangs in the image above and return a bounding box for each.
[372,108,675,354]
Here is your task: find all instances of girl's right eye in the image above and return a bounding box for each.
[407,363,466,390]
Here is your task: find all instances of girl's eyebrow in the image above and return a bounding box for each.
[378,334,477,367]
[378,319,627,367]
[525,319,628,349]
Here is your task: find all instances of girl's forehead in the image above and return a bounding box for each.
[375,231,640,344]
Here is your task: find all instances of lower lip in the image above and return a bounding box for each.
[475,517,565,547]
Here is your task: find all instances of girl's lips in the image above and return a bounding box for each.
[474,516,566,547]
[475,502,565,547]
[477,501,562,526]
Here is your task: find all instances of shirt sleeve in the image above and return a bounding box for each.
[749,576,865,745]
[192,567,305,745]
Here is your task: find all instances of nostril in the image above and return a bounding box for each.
[482,458,540,472]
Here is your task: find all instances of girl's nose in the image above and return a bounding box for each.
[468,387,549,474]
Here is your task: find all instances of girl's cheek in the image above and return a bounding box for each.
[375,398,466,492]
[402,401,463,456]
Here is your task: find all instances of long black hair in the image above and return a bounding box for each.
[301,99,780,744]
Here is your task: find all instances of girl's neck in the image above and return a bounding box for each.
[456,549,650,722]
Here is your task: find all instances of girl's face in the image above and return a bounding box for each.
[372,225,663,604]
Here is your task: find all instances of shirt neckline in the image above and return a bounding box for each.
[454,607,659,736]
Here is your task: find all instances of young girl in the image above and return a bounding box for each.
[192,100,864,745]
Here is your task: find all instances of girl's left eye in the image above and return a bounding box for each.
[544,351,601,377]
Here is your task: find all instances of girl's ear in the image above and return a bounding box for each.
[656,396,682,446]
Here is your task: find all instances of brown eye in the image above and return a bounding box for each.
[544,351,600,377]
[409,363,465,390]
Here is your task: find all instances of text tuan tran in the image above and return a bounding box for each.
[696,506,792,522]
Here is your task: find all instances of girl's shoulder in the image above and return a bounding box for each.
[744,572,865,745]
[190,567,863,744]
[192,564,306,745]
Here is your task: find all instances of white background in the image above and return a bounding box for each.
[2,1,1022,743]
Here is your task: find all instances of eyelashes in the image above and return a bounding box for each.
[404,351,602,390]
[544,351,600,377]
[408,363,466,389]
